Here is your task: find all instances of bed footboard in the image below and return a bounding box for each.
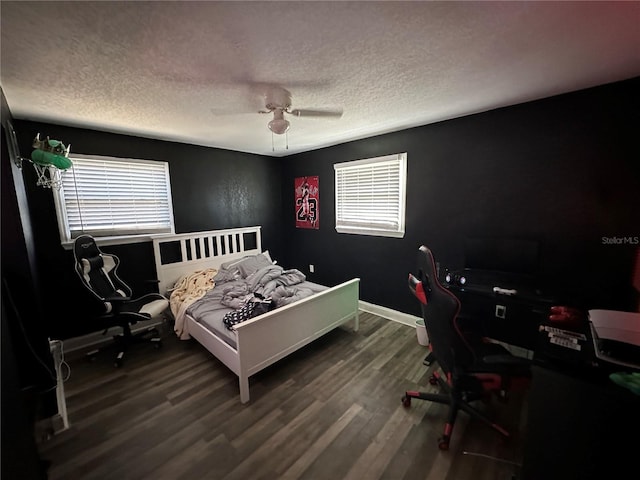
[153,226,360,404]
[187,278,359,403]
[233,278,359,402]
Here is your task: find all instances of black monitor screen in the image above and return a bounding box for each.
[464,237,540,277]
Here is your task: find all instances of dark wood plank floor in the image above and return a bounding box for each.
[38,313,527,480]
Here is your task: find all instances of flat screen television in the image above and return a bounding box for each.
[463,237,540,278]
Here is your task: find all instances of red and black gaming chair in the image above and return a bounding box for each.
[73,235,169,367]
[402,245,531,450]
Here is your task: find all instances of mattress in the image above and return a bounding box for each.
[189,280,328,348]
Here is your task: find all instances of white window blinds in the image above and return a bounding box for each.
[334,153,407,238]
[54,155,174,242]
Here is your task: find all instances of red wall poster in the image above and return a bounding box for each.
[295,176,319,229]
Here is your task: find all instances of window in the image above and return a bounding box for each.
[334,152,407,238]
[54,154,175,246]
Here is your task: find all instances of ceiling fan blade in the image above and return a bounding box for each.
[288,108,343,118]
[211,108,257,116]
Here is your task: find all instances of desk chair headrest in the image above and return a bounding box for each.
[74,234,101,261]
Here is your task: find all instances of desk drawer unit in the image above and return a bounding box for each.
[454,288,552,351]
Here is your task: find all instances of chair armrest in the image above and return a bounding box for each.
[482,355,532,379]
[119,311,154,322]
[102,296,130,314]
[104,295,132,303]
[136,293,168,302]
[482,354,531,367]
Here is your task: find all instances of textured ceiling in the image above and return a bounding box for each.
[2,1,639,157]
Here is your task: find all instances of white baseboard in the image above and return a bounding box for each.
[358,300,421,327]
[59,318,166,354]
[358,302,534,356]
[62,306,414,352]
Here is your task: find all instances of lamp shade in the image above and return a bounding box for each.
[268,109,290,134]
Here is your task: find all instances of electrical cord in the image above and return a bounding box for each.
[48,339,71,383]
[2,277,57,386]
[462,451,522,467]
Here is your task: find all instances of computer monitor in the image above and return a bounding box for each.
[464,236,540,278]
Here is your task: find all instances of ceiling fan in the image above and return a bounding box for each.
[258,87,343,135]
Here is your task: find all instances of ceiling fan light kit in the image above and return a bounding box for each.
[267,109,290,135]
[259,87,343,136]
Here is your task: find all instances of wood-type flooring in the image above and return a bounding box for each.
[37,313,528,480]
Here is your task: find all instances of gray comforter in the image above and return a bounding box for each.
[187,264,322,322]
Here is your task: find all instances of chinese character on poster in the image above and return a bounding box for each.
[295,176,319,229]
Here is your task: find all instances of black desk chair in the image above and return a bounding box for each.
[73,235,169,367]
[403,245,531,450]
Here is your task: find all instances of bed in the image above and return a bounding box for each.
[152,226,360,403]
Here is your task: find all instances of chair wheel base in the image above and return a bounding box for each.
[114,352,124,368]
[401,395,411,407]
[85,349,99,363]
[438,436,450,450]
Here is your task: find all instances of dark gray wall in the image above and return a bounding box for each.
[8,121,284,339]
[2,94,56,389]
[2,91,55,480]
[3,77,637,480]
[3,77,639,340]
[281,78,640,318]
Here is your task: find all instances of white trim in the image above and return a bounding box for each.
[60,233,158,250]
[61,318,165,353]
[358,300,420,327]
[64,301,418,351]
[335,227,405,238]
[360,301,534,357]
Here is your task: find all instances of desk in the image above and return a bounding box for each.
[446,273,640,478]
[522,365,639,480]
[522,322,640,480]
[446,283,555,350]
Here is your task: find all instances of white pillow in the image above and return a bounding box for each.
[262,250,275,264]
[236,253,274,278]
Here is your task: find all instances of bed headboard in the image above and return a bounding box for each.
[152,226,262,295]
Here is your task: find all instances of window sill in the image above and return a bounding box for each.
[61,234,160,250]
[335,227,405,238]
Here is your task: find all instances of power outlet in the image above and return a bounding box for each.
[309,264,315,273]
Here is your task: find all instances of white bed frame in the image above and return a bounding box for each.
[152,226,360,403]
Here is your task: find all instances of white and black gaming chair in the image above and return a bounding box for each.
[73,235,169,367]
